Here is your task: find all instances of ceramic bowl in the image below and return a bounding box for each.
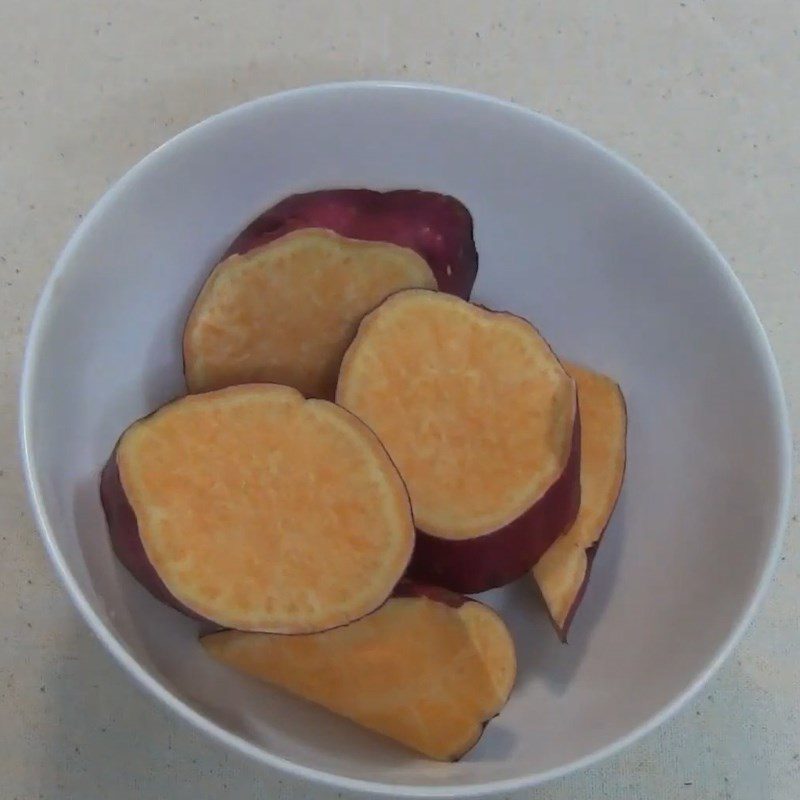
[19,82,791,796]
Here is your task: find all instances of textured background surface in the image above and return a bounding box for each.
[1,2,798,798]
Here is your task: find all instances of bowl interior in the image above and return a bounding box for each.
[21,84,789,794]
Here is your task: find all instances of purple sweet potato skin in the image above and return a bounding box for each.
[408,412,582,595]
[224,189,478,299]
[100,449,206,621]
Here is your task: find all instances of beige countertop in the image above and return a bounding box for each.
[1,2,798,798]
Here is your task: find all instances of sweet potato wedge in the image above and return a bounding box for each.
[532,362,627,641]
[100,384,414,632]
[201,584,516,761]
[184,228,436,398]
[224,189,478,299]
[337,289,580,593]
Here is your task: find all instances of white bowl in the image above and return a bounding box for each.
[20,83,791,796]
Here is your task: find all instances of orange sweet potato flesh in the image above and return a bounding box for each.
[337,289,580,593]
[532,363,627,641]
[100,384,415,632]
[201,588,516,761]
[184,229,436,398]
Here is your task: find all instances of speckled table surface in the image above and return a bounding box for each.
[1,2,798,798]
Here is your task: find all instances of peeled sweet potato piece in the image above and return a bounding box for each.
[100,384,414,632]
[337,289,581,593]
[532,362,627,641]
[184,229,436,398]
[201,585,516,761]
[224,189,478,299]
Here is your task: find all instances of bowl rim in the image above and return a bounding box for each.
[18,80,793,797]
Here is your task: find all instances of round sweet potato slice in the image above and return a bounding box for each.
[100,384,415,632]
[337,290,580,593]
[184,228,436,398]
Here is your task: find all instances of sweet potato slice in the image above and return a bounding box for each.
[224,189,478,299]
[532,362,627,641]
[201,586,516,761]
[100,385,414,632]
[337,290,580,593]
[184,229,436,398]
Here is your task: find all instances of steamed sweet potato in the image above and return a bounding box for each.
[337,289,580,593]
[100,384,414,632]
[184,229,436,397]
[225,189,478,299]
[202,583,516,760]
[532,362,627,640]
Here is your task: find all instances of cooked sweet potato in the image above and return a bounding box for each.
[184,229,436,397]
[100,384,414,632]
[337,289,580,593]
[224,189,478,299]
[201,584,516,761]
[532,362,627,641]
